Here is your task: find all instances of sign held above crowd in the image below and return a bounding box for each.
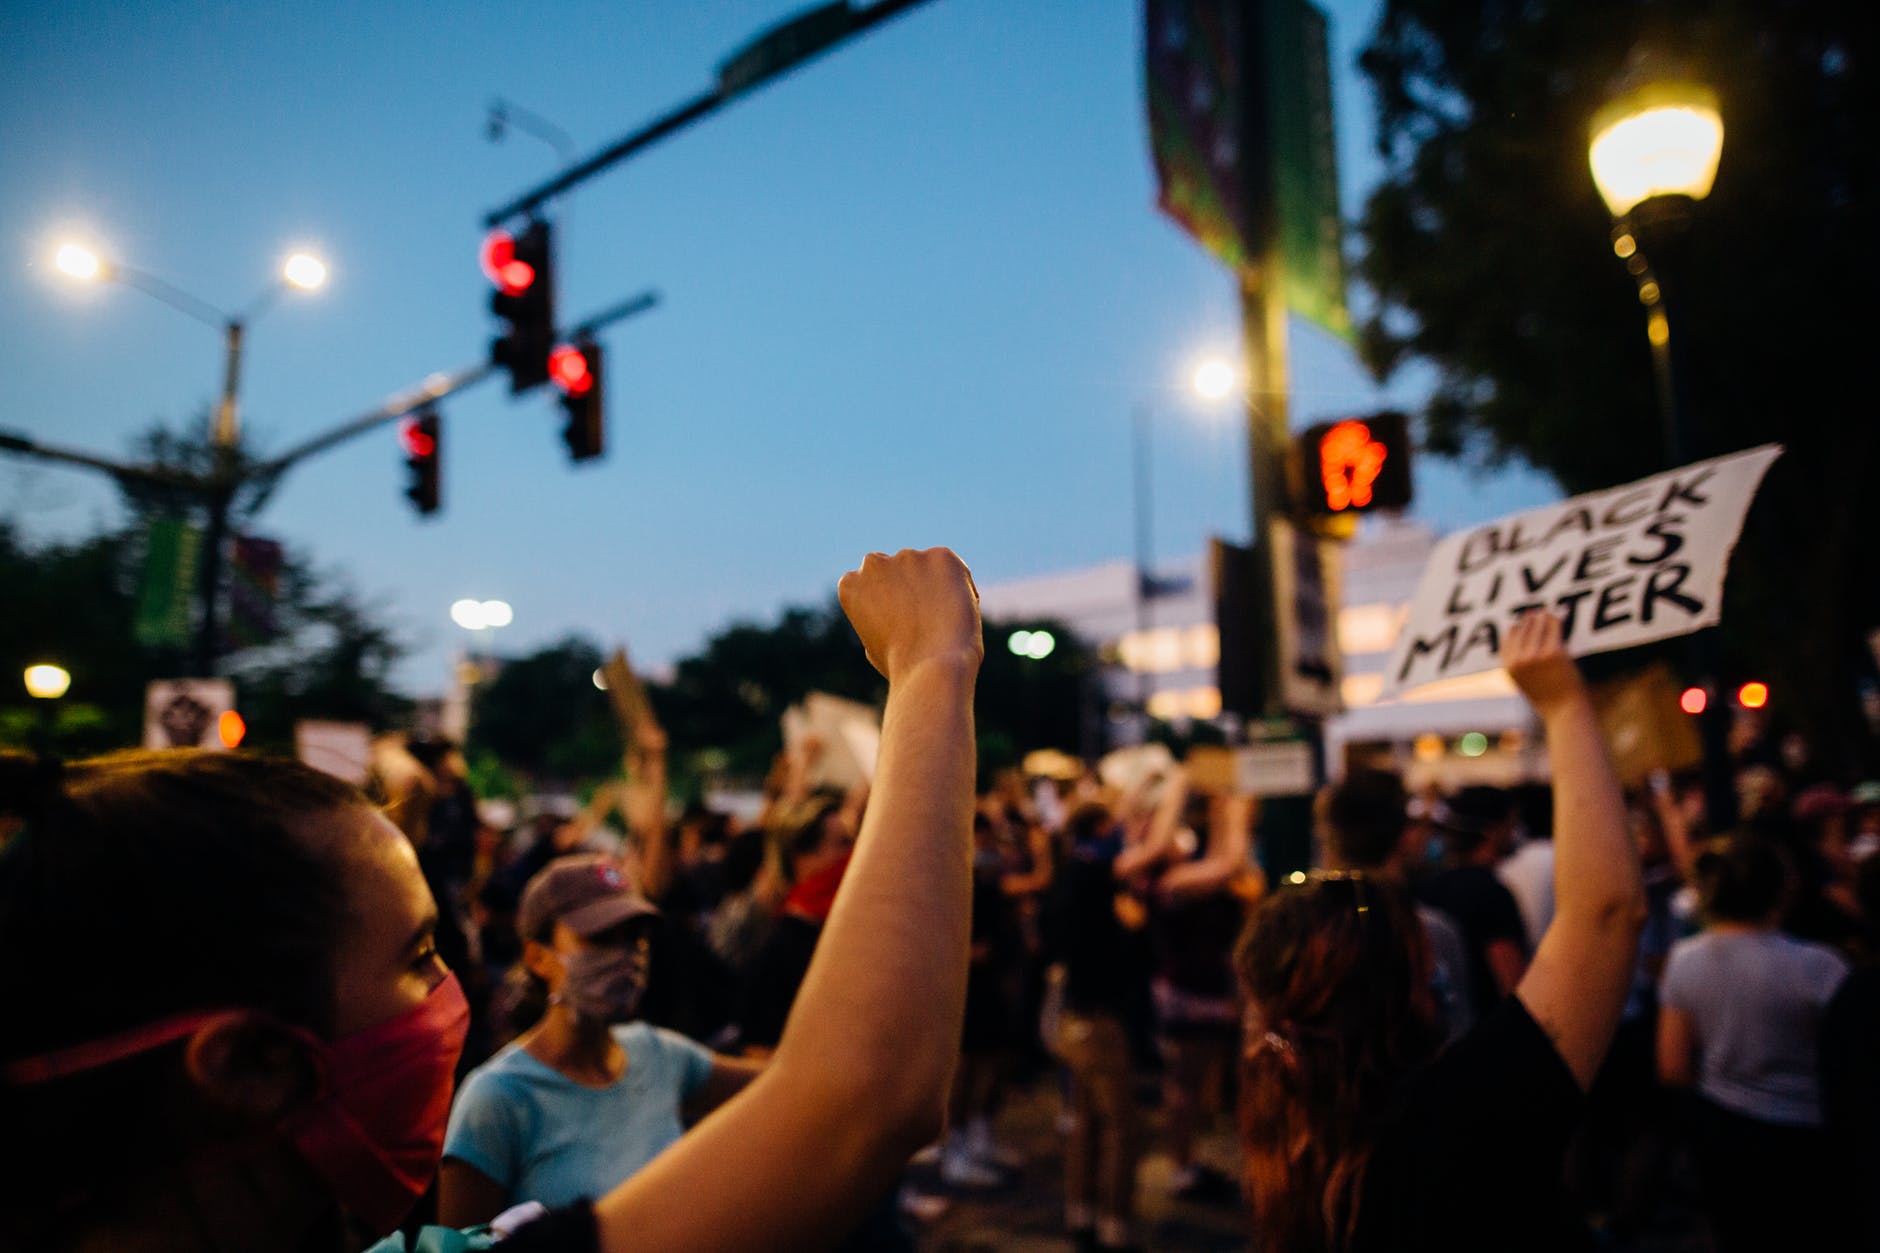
[1383,445,1782,698]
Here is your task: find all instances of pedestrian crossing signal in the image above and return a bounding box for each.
[1300,411,1413,515]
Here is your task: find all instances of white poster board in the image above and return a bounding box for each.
[295,720,373,785]
[1384,445,1781,698]
[783,692,881,792]
[144,679,236,750]
[1234,742,1318,797]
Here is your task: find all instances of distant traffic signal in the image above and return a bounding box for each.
[551,338,604,463]
[400,407,441,515]
[482,219,556,393]
[1299,411,1413,515]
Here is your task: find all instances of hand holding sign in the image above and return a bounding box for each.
[1502,610,1586,715]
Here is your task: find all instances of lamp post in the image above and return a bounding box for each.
[23,663,71,756]
[53,241,328,674]
[1589,62,1734,827]
[1130,356,1244,733]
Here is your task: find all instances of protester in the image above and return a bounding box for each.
[1821,853,1880,1252]
[437,855,764,1226]
[1045,797,1168,1251]
[1415,784,1530,1010]
[1656,832,1853,1252]
[1236,610,1643,1252]
[0,545,984,1253]
[1316,766,1475,1044]
[1143,778,1254,1202]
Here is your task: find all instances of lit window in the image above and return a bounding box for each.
[1338,604,1407,655]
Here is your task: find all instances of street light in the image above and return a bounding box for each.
[23,664,70,700]
[1590,57,1733,828]
[1589,82,1723,220]
[24,663,70,756]
[48,235,330,676]
[1131,354,1242,732]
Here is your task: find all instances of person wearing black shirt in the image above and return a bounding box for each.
[1236,611,1642,1253]
[1417,786,1530,1011]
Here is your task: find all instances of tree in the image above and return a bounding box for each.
[1356,0,1878,769]
[0,518,410,754]
[469,637,624,781]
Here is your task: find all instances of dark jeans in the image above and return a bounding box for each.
[1684,1095,1849,1253]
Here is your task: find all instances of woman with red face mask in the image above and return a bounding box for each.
[0,546,983,1253]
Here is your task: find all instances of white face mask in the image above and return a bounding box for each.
[1848,833,1880,865]
[553,941,651,1022]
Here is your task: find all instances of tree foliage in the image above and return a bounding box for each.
[469,638,624,781]
[1356,0,1878,767]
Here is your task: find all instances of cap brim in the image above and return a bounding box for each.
[559,893,660,937]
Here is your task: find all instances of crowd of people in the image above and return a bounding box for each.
[1,548,1876,1252]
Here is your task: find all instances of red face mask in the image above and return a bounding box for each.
[2,973,470,1236]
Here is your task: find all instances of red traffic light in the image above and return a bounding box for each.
[1737,682,1769,710]
[398,416,436,458]
[549,343,593,397]
[1679,686,1708,715]
[479,229,536,297]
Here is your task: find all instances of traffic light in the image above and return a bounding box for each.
[1299,411,1413,515]
[482,219,556,393]
[551,338,604,463]
[400,407,441,515]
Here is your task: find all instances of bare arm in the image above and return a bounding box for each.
[437,1158,509,1230]
[1116,766,1188,879]
[592,548,982,1253]
[1151,793,1256,900]
[1509,611,1646,1091]
[683,1054,767,1123]
[1655,1006,1697,1088]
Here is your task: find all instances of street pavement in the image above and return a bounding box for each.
[907,1078,1249,1252]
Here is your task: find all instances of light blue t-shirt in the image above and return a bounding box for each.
[444,1022,715,1209]
[1661,929,1849,1126]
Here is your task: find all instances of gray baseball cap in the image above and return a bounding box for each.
[518,854,659,942]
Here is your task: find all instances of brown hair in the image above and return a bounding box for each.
[0,749,369,1241]
[1235,873,1439,1253]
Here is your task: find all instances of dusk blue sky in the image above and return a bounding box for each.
[2,1,1557,692]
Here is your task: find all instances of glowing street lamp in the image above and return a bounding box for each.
[45,235,331,676]
[1590,81,1723,220]
[1590,57,1733,827]
[24,664,71,700]
[283,252,329,290]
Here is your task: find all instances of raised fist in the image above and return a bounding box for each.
[1502,610,1586,714]
[837,547,983,682]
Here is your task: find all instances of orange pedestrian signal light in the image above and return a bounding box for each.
[218,710,247,749]
[1737,682,1769,709]
[1679,686,1708,715]
[1299,411,1412,516]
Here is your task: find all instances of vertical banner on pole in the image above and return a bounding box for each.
[227,535,285,650]
[134,517,201,650]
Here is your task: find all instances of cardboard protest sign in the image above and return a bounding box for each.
[295,720,372,785]
[783,693,881,793]
[600,648,654,742]
[1384,445,1781,698]
[1186,744,1317,797]
[1590,663,1702,788]
[144,679,236,750]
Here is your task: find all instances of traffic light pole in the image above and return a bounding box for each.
[1,290,661,674]
[483,0,939,228]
